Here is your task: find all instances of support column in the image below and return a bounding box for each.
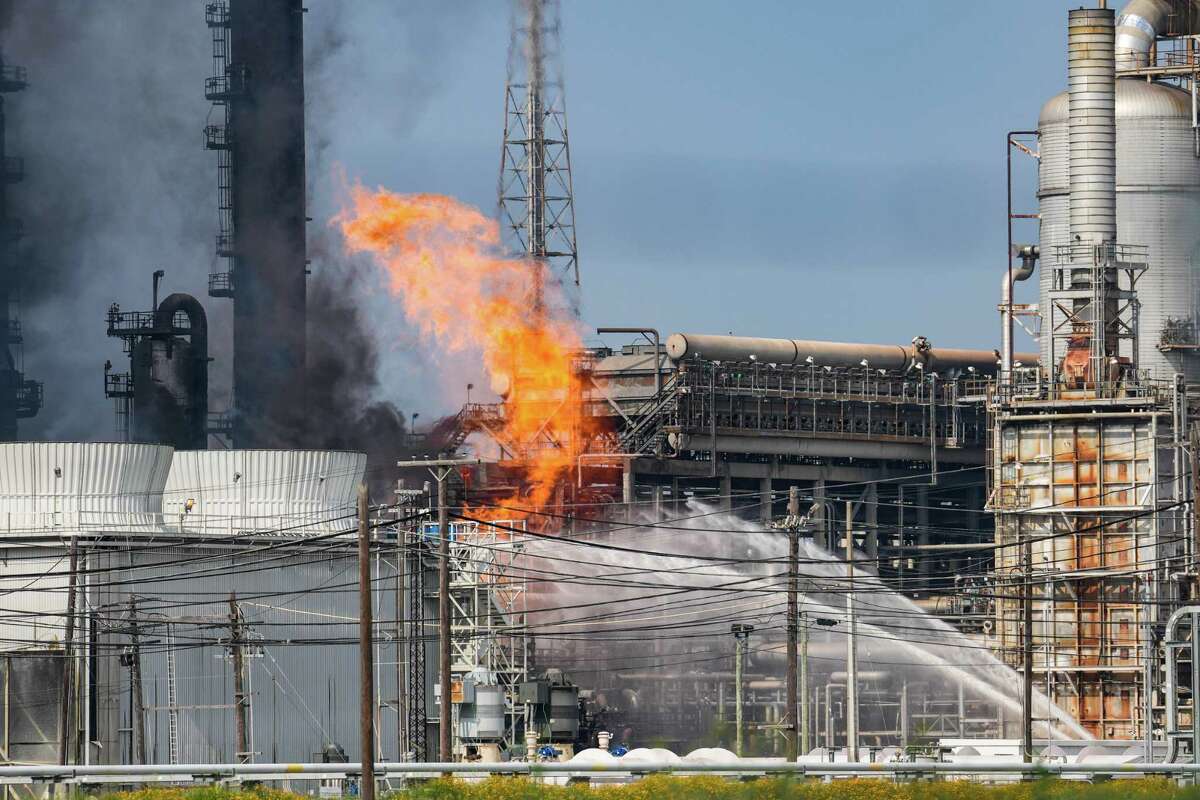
[672,478,683,515]
[864,484,878,563]
[759,477,773,523]
[812,480,827,550]
[720,473,732,513]
[622,464,635,523]
[653,485,664,521]
[917,486,931,588]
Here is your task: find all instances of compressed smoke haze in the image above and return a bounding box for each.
[518,504,1089,748]
[0,1,219,440]
[0,1,483,464]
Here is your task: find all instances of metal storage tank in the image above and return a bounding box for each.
[1039,79,1200,380]
[162,449,367,536]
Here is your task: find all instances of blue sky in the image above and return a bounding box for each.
[311,1,1086,413]
[318,1,1086,345]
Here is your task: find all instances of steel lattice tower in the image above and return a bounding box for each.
[499,0,579,311]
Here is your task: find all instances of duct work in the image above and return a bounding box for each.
[1115,0,1171,70]
[665,333,1031,377]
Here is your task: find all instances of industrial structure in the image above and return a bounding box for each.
[13,0,1200,786]
[204,0,308,447]
[104,272,210,449]
[0,53,41,441]
[990,1,1200,748]
[499,0,579,307]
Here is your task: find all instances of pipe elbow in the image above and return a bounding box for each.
[1116,0,1171,70]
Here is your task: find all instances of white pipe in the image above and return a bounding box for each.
[1001,246,1038,376]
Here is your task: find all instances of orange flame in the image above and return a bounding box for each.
[336,185,592,515]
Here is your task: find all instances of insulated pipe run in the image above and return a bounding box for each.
[1001,246,1038,374]
[665,333,1035,377]
[1115,0,1170,69]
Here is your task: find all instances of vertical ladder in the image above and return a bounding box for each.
[166,623,180,765]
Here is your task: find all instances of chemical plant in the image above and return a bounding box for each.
[7,0,1200,792]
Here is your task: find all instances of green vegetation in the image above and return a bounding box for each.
[100,777,1200,800]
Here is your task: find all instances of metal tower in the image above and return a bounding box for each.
[204,0,308,447]
[498,0,579,310]
[0,55,41,439]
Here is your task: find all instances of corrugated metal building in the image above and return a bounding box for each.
[0,443,412,767]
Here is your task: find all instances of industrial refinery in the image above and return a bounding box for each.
[7,0,1200,793]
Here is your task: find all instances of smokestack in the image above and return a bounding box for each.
[1068,7,1117,246]
[1061,6,1122,380]
[219,0,308,446]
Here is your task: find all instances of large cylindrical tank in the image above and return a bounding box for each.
[1039,79,1200,380]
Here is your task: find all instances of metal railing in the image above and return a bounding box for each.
[1,156,23,183]
[7,759,1200,784]
[203,66,247,102]
[203,123,232,150]
[208,270,234,297]
[0,65,28,88]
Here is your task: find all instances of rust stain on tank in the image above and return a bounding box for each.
[1078,462,1097,485]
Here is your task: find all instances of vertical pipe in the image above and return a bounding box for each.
[437,476,452,762]
[81,551,89,766]
[358,484,375,800]
[800,615,809,756]
[1192,612,1200,765]
[845,501,859,762]
[58,538,78,766]
[1144,578,1155,761]
[734,634,744,756]
[1005,131,1014,378]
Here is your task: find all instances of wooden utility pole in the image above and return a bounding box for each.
[228,592,249,764]
[785,486,800,762]
[1022,529,1034,762]
[58,537,78,766]
[357,484,375,800]
[1191,424,1199,599]
[128,597,146,765]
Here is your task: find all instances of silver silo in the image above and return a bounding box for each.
[1039,79,1200,380]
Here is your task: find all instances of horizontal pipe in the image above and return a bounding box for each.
[666,333,1035,377]
[7,760,1200,781]
[671,433,983,464]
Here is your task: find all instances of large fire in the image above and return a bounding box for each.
[336,185,594,514]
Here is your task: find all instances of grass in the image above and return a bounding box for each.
[98,777,1200,800]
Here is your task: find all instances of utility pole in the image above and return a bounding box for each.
[128,598,146,765]
[396,457,479,765]
[1191,423,1199,600]
[58,537,78,766]
[357,484,375,800]
[845,500,859,763]
[228,592,248,764]
[1022,527,1034,762]
[731,623,754,756]
[785,486,800,762]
